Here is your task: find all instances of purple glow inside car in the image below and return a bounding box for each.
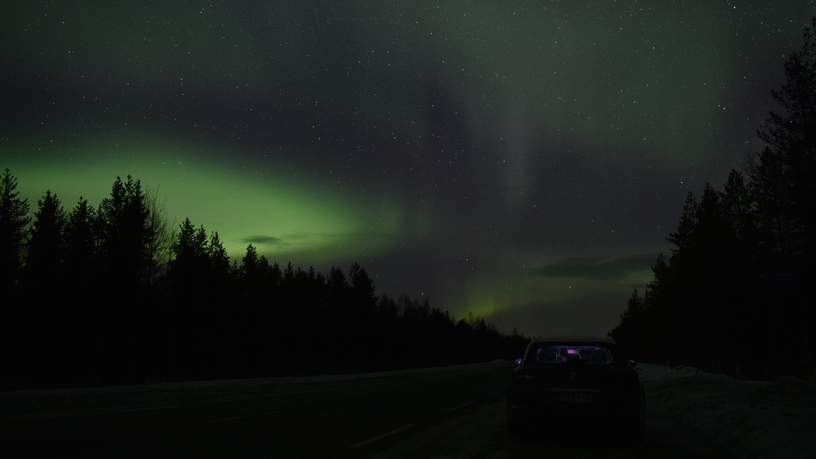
[566,348,578,355]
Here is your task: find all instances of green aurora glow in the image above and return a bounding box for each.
[2,136,401,262]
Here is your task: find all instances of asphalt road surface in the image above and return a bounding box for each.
[0,361,791,458]
[367,389,723,459]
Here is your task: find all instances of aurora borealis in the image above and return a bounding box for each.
[2,133,400,261]
[2,1,814,336]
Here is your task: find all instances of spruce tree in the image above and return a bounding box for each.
[27,190,66,286]
[721,169,753,243]
[667,192,698,253]
[0,169,30,289]
[97,176,155,287]
[207,232,231,280]
[64,197,97,283]
[752,18,816,260]
[169,218,209,290]
[241,244,259,278]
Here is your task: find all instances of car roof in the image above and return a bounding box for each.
[529,335,616,345]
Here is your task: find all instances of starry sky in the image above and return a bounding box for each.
[2,1,814,336]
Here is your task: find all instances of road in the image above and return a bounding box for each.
[368,388,723,459]
[2,361,807,458]
[0,362,509,458]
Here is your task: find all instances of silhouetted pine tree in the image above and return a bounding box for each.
[720,170,753,242]
[667,192,698,253]
[0,170,31,388]
[752,18,816,263]
[96,176,156,288]
[167,218,210,377]
[348,263,377,364]
[26,191,66,287]
[207,232,230,282]
[200,231,233,376]
[718,170,758,371]
[241,244,260,280]
[25,191,69,383]
[64,197,97,284]
[168,218,209,290]
[611,289,646,359]
[63,197,99,385]
[145,191,172,281]
[95,176,157,383]
[750,19,816,373]
[0,169,30,290]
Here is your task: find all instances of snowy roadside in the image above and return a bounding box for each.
[639,363,816,459]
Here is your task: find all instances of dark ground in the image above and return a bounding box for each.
[1,362,812,458]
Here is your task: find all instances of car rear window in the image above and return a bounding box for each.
[526,344,614,366]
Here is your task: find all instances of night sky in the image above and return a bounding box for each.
[2,1,814,336]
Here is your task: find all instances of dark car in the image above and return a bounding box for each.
[507,336,644,441]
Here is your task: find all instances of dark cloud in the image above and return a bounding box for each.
[241,235,286,246]
[532,254,657,281]
[282,232,338,241]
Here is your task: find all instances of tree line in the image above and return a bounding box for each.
[0,174,526,390]
[611,19,816,379]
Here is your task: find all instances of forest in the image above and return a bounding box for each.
[612,20,816,379]
[0,172,526,390]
